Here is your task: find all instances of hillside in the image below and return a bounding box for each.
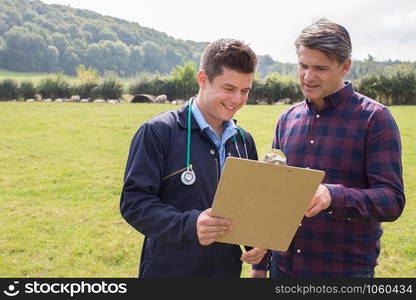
[0,0,207,75]
[0,0,414,79]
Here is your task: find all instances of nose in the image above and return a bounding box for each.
[231,91,245,105]
[303,69,315,83]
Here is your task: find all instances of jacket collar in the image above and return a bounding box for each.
[177,97,200,130]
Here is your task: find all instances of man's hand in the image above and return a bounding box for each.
[305,184,331,217]
[251,269,268,278]
[196,208,233,246]
[241,248,267,265]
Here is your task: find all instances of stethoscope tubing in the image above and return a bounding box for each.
[182,98,248,185]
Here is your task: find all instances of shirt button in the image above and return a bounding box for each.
[299,223,302,227]
[210,149,215,155]
[347,218,351,221]
[328,211,333,215]
[296,249,301,254]
[316,114,320,118]
[310,140,314,144]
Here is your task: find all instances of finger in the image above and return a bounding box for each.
[200,216,232,226]
[199,230,230,246]
[241,256,262,264]
[305,203,323,217]
[199,230,229,240]
[306,196,319,211]
[241,252,264,262]
[199,225,233,233]
[204,208,212,216]
[199,237,217,246]
[242,248,265,258]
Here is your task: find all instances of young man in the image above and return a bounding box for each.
[252,19,405,277]
[121,39,266,278]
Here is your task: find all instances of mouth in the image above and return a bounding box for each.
[222,103,236,111]
[304,83,320,89]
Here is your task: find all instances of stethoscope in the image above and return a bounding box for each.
[181,99,248,185]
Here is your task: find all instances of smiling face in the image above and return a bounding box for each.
[196,66,253,132]
[297,45,351,108]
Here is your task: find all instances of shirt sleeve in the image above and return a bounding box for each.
[251,250,271,271]
[120,123,200,244]
[325,107,405,222]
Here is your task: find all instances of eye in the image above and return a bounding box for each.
[299,63,307,69]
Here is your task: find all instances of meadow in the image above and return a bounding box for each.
[0,102,414,277]
[0,69,76,85]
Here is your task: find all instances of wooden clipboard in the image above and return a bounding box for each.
[211,157,325,251]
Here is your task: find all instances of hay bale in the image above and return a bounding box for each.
[154,94,167,103]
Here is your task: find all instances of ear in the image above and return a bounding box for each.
[341,58,352,75]
[197,69,208,89]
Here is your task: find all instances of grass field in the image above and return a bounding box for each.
[0,102,414,277]
[0,69,76,85]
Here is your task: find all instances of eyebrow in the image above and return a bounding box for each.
[222,83,251,90]
[299,62,329,69]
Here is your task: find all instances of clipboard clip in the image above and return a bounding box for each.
[263,149,287,166]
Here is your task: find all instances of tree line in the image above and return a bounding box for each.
[1,62,415,105]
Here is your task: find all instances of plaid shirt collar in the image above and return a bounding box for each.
[306,81,353,111]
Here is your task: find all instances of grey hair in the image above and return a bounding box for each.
[295,18,352,64]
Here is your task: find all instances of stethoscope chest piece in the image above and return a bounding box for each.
[181,168,196,185]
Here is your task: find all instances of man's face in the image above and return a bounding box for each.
[297,45,351,104]
[197,66,253,129]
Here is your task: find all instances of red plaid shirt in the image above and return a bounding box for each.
[254,83,405,277]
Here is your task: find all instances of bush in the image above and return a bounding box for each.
[92,75,124,99]
[129,74,169,96]
[72,82,98,99]
[19,80,36,100]
[357,67,416,105]
[37,74,70,99]
[0,79,19,101]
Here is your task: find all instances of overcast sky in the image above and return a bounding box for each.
[41,0,416,63]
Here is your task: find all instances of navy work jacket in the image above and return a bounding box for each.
[120,103,258,278]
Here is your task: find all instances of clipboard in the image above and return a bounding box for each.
[211,157,325,251]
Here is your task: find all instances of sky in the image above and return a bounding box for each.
[41,0,416,63]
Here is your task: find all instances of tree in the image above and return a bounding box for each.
[170,61,198,99]
[61,47,80,75]
[44,45,59,73]
[141,41,166,73]
[93,72,124,99]
[51,32,68,54]
[19,80,36,99]
[0,79,19,101]
[128,46,144,76]
[3,26,47,72]
[98,28,117,42]
[37,74,70,99]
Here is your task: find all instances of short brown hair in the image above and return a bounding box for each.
[200,38,257,82]
[295,19,352,64]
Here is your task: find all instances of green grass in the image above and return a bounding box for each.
[0,102,414,277]
[0,69,76,85]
